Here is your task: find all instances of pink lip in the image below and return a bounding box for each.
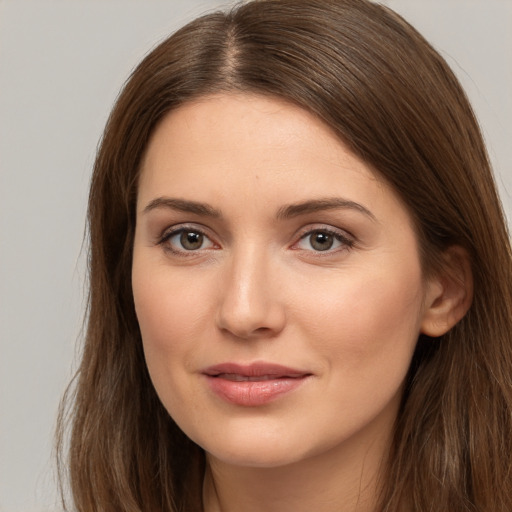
[202,362,312,407]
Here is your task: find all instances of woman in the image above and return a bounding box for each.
[57,0,512,510]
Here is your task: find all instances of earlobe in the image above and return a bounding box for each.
[420,246,473,337]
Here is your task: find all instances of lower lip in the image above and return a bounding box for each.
[204,375,309,406]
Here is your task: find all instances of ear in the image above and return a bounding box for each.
[420,246,473,337]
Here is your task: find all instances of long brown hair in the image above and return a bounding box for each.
[57,0,512,510]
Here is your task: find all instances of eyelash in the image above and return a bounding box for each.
[157,225,215,256]
[293,227,355,254]
[157,225,355,256]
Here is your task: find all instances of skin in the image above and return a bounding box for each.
[132,93,461,512]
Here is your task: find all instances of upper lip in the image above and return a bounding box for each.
[202,362,311,379]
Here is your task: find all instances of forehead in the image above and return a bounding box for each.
[137,93,409,227]
[141,93,353,173]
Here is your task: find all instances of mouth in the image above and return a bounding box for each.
[210,373,301,382]
[202,362,312,406]
[203,362,311,379]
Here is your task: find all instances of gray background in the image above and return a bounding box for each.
[1,1,511,510]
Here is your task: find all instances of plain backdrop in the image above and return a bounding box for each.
[1,1,511,511]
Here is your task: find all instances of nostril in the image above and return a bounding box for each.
[217,318,285,340]
[254,326,272,333]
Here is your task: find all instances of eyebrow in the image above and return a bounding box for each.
[276,198,377,221]
[142,197,222,218]
[142,196,376,222]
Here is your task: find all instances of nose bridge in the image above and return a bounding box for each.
[216,242,285,339]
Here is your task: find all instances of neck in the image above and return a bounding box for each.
[202,429,391,512]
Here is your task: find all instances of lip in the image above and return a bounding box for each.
[202,362,312,407]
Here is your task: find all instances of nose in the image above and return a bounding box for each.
[216,248,286,340]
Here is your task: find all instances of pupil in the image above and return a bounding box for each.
[311,232,333,251]
[181,231,203,250]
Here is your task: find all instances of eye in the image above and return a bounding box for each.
[175,230,207,250]
[295,228,354,252]
[159,227,216,253]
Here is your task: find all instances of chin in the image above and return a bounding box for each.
[190,423,310,469]
[206,444,305,469]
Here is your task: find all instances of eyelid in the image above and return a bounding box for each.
[157,223,219,254]
[291,224,356,253]
[155,222,355,256]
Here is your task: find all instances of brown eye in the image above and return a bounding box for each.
[160,227,216,255]
[309,232,334,251]
[295,228,354,253]
[180,231,204,250]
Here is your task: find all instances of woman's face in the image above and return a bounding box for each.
[132,93,436,468]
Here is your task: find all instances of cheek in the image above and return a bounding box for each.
[131,262,212,421]
[132,259,217,375]
[294,261,425,372]
[285,264,424,442]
